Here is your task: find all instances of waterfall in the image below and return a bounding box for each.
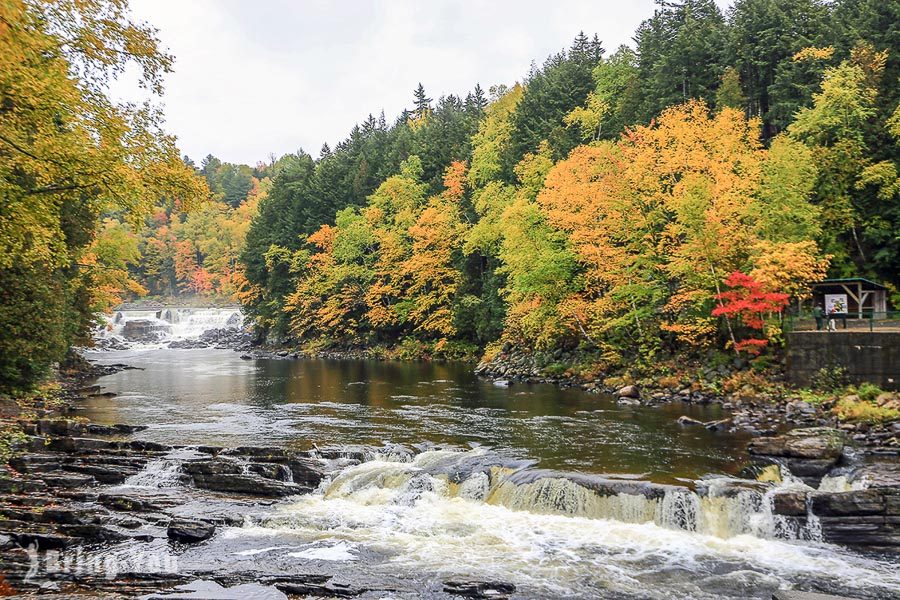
[305,448,829,543]
[96,307,243,347]
[163,308,244,339]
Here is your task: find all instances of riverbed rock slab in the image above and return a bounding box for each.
[443,580,516,599]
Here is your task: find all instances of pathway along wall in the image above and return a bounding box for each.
[786,331,900,391]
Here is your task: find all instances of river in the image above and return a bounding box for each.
[77,347,900,599]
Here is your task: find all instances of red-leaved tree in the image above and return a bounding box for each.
[712,271,789,355]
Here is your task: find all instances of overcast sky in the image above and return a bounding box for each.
[124,0,732,166]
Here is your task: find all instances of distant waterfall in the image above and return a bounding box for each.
[96,307,243,347]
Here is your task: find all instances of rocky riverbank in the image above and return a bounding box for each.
[474,346,900,454]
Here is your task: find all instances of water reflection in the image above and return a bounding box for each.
[83,348,751,482]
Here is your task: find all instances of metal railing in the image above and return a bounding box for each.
[784,310,900,333]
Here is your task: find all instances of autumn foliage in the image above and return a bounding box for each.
[712,272,790,355]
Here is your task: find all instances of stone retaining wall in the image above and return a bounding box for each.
[786,331,900,391]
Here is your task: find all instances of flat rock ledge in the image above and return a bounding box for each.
[0,421,332,595]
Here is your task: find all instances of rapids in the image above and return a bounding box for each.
[77,349,900,599]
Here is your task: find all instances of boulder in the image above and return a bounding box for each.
[166,518,215,543]
[616,385,640,399]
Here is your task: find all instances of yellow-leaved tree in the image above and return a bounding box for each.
[0,0,207,391]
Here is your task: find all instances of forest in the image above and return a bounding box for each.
[2,0,899,392]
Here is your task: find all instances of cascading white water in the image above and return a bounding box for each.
[162,308,244,339]
[234,448,900,599]
[96,307,243,347]
[265,449,821,542]
[122,459,183,488]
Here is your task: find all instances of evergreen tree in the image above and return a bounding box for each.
[635,0,727,120]
[413,83,432,116]
[503,35,604,176]
[727,0,834,138]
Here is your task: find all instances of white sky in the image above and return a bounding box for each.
[124,0,732,166]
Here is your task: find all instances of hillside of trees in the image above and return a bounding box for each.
[3,0,899,393]
[234,0,899,367]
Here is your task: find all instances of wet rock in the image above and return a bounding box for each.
[810,489,887,516]
[695,476,772,499]
[85,423,149,435]
[37,418,86,437]
[39,473,96,488]
[191,473,306,497]
[748,428,846,460]
[8,531,73,550]
[122,319,170,342]
[705,419,730,431]
[168,339,209,349]
[772,491,807,516]
[182,459,313,496]
[246,462,293,481]
[181,459,243,476]
[677,416,704,426]
[492,379,511,388]
[274,576,363,598]
[773,591,859,600]
[62,463,140,485]
[616,385,640,399]
[38,436,117,453]
[166,518,215,543]
[443,580,516,599]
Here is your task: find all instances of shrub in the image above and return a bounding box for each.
[855,382,884,403]
[722,370,772,395]
[432,340,480,361]
[809,366,851,392]
[0,422,27,464]
[480,341,503,364]
[395,338,427,360]
[834,396,900,424]
[543,363,569,377]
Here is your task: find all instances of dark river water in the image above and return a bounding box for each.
[83,348,747,483]
[75,348,900,599]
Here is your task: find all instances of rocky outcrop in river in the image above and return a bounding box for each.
[748,427,900,551]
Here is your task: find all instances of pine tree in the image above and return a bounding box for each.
[413,83,432,116]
